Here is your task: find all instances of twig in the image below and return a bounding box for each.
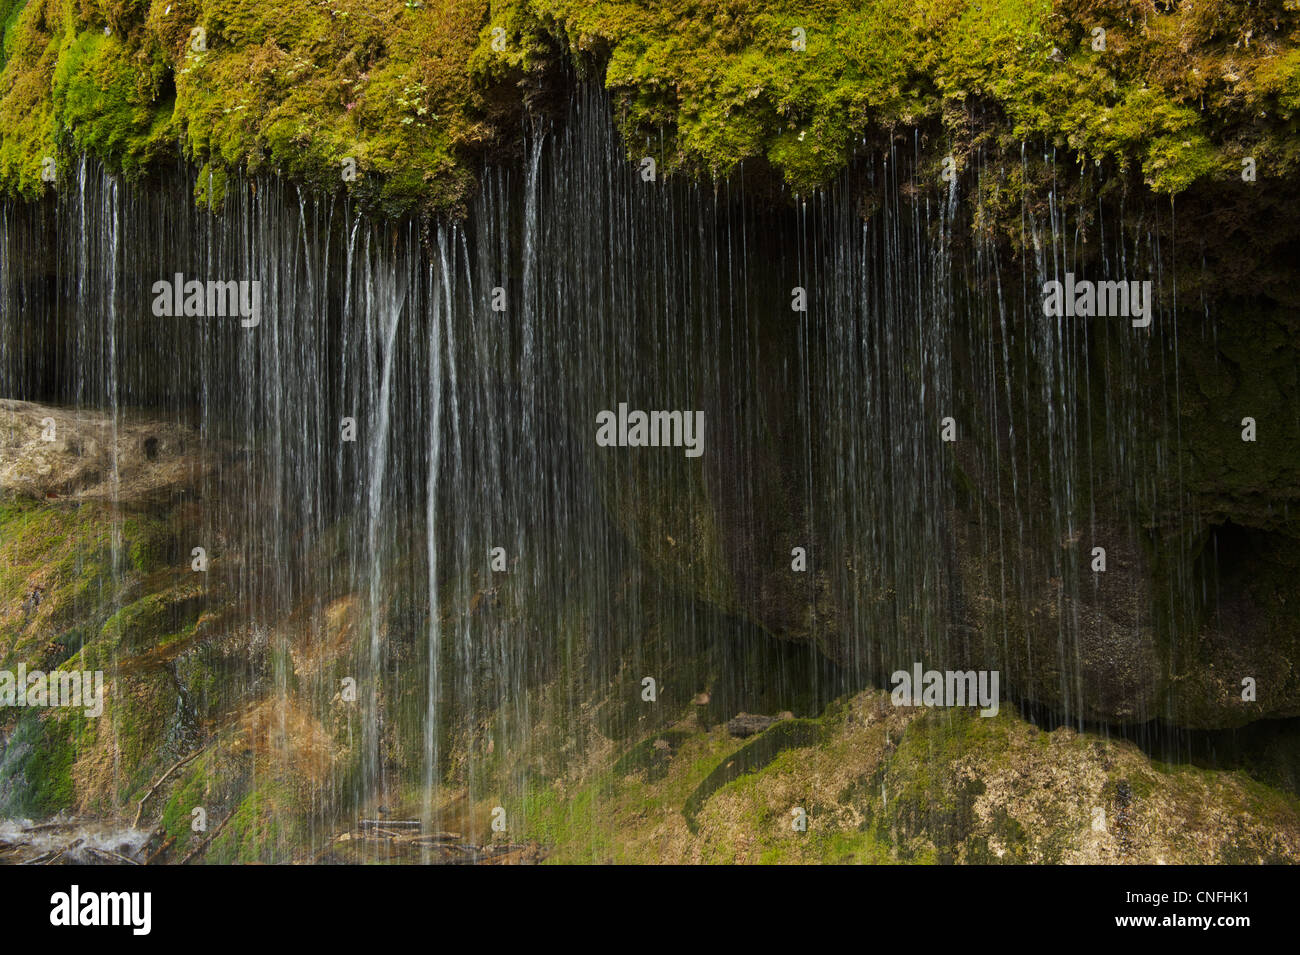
[144,835,176,866]
[358,818,423,830]
[179,808,236,865]
[22,821,78,834]
[94,847,142,865]
[132,748,205,829]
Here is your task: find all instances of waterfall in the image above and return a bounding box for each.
[0,84,1283,860]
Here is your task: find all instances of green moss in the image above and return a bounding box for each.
[124,517,168,573]
[682,717,825,833]
[510,0,1291,196]
[0,708,82,817]
[2,0,1297,211]
[882,709,994,860]
[611,728,691,781]
[51,27,174,178]
[0,0,29,66]
[519,781,619,862]
[0,0,55,195]
[99,586,204,654]
[0,501,120,670]
[159,754,213,841]
[208,786,289,863]
[754,826,895,864]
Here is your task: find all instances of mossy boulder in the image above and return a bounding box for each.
[517,690,1300,863]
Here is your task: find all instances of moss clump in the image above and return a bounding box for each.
[511,691,1300,863]
[612,728,691,781]
[0,0,29,66]
[52,27,174,178]
[98,586,205,655]
[0,493,241,817]
[2,0,1298,211]
[124,514,173,573]
[682,717,825,832]
[208,786,286,863]
[498,0,1296,195]
[0,500,120,671]
[0,708,82,817]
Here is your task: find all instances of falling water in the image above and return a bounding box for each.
[0,85,1283,860]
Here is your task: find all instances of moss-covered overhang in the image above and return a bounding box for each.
[0,0,1297,216]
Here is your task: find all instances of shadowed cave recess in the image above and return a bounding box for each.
[2,60,1299,862]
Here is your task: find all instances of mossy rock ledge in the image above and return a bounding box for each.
[0,0,1298,224]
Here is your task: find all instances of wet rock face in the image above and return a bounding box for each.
[602,286,1300,729]
[0,399,208,502]
[0,398,271,824]
[725,712,793,738]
